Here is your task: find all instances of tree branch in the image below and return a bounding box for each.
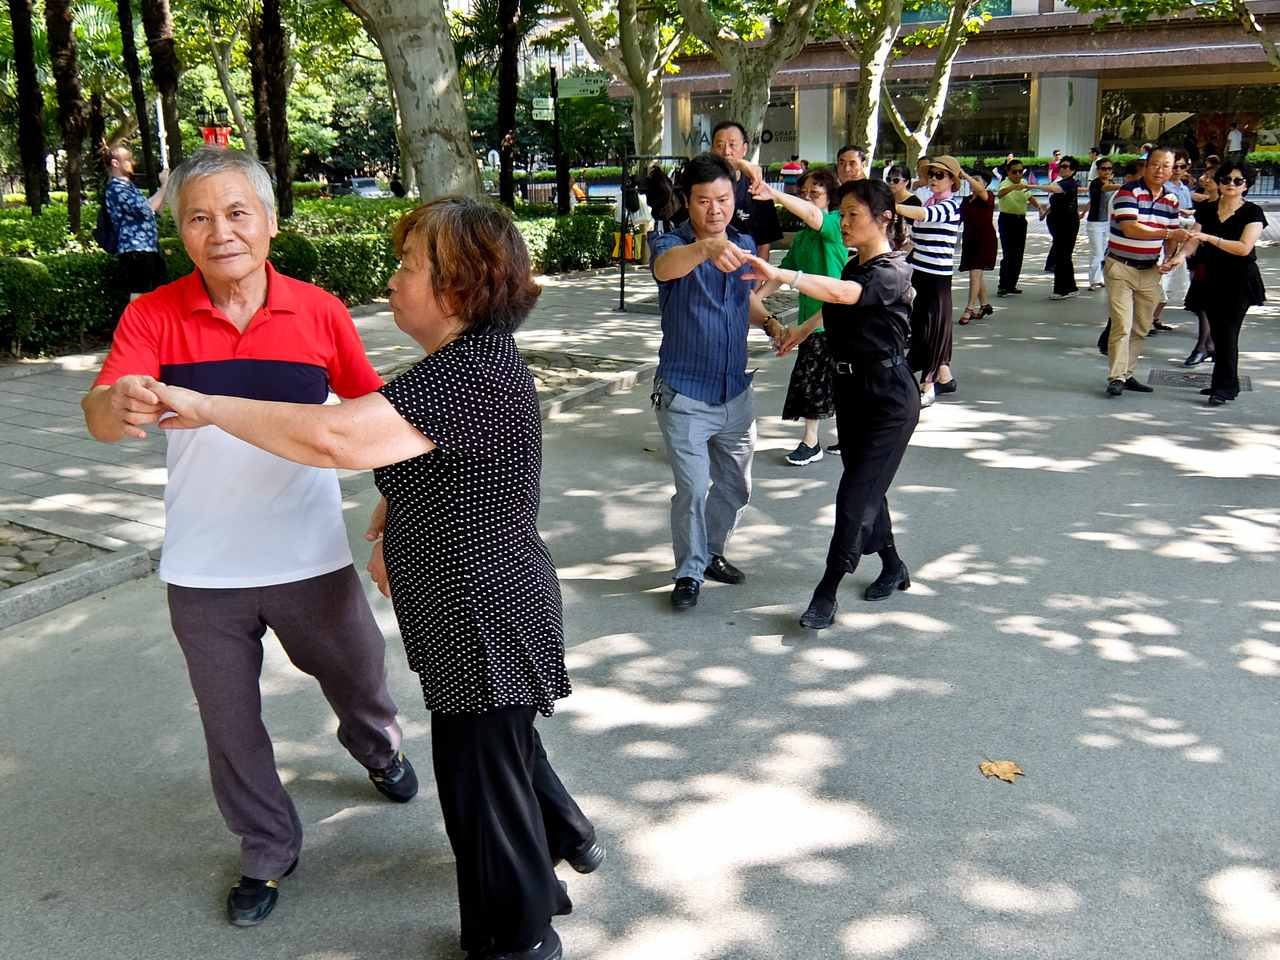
[1229,0,1280,69]
[675,0,734,60]
[558,0,626,77]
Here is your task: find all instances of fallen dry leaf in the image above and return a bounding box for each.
[979,760,1025,784]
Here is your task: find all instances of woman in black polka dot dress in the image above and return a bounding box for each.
[150,197,598,960]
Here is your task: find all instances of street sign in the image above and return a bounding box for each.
[557,76,609,99]
[532,97,554,110]
[532,108,554,121]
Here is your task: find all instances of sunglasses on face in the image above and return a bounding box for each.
[928,170,949,180]
[1219,177,1248,186]
[1175,163,1188,168]
[888,177,906,184]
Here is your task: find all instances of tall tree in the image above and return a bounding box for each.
[262,0,292,217]
[139,0,182,167]
[206,17,256,155]
[342,0,483,198]
[558,0,687,156]
[497,0,522,208]
[819,0,904,165]
[115,0,158,189]
[880,0,984,166]
[44,0,87,231]
[247,9,273,166]
[675,0,820,157]
[7,0,47,213]
[1069,0,1280,70]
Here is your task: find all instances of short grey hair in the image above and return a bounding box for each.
[167,147,277,223]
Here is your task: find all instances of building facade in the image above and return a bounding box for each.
[655,0,1280,165]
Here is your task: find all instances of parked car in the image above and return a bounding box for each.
[330,177,389,199]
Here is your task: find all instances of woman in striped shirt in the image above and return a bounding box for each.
[895,154,963,407]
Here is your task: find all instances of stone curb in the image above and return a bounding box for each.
[0,511,152,631]
[0,352,107,384]
[539,360,658,419]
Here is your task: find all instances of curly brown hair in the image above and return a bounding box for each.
[391,196,542,335]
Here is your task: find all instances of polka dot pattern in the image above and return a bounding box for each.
[374,333,570,716]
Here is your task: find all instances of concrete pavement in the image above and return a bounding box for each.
[2,233,1280,960]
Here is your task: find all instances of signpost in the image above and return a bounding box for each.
[557,76,609,99]
[551,68,569,214]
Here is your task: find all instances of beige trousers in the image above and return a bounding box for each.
[1105,258,1162,381]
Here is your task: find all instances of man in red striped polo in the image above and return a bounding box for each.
[1103,146,1195,397]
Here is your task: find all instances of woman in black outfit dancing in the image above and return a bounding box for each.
[743,179,919,629]
[1162,162,1268,406]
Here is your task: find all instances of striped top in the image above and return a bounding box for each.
[1107,179,1180,265]
[907,197,962,277]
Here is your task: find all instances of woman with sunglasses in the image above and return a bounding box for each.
[1085,158,1121,289]
[895,155,964,406]
[886,164,920,253]
[1037,155,1085,300]
[1162,163,1268,406]
[995,158,1044,297]
[749,168,848,465]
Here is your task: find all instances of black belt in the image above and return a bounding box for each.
[1107,253,1157,270]
[834,355,904,375]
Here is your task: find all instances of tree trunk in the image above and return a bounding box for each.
[384,72,416,195]
[497,0,520,208]
[881,0,979,163]
[676,0,821,161]
[247,12,273,167]
[561,0,682,159]
[138,0,183,168]
[262,0,292,219]
[87,92,106,184]
[838,0,903,166]
[44,0,86,233]
[114,0,157,190]
[340,0,483,199]
[7,0,47,214]
[210,24,256,156]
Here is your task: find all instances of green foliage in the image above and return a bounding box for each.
[311,233,398,305]
[516,166,623,183]
[0,205,77,255]
[160,238,196,278]
[0,257,55,355]
[40,251,130,351]
[540,211,614,272]
[286,197,420,235]
[267,230,320,282]
[293,182,328,198]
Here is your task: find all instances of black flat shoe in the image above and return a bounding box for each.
[1123,377,1154,394]
[799,598,837,630]
[561,835,605,874]
[227,858,298,927]
[1207,395,1228,406]
[489,927,563,960]
[1183,350,1209,366]
[980,303,994,317]
[864,563,911,602]
[704,554,745,584]
[671,577,700,609]
[934,378,957,395]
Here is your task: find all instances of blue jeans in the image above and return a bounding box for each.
[654,381,755,582]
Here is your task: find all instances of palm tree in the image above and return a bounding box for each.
[115,0,157,189]
[261,0,292,218]
[44,0,87,232]
[138,0,181,167]
[6,0,48,213]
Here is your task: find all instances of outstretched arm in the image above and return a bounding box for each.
[749,178,824,231]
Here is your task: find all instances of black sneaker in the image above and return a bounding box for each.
[489,927,563,960]
[785,441,823,466]
[1106,379,1125,397]
[369,752,418,803]
[227,858,297,927]
[1123,377,1154,394]
[561,835,606,874]
[827,442,841,455]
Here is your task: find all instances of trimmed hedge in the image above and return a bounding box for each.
[41,253,131,353]
[0,257,55,355]
[312,233,398,305]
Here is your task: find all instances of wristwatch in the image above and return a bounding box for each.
[781,269,803,291]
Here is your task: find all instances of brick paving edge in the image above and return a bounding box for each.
[0,510,152,631]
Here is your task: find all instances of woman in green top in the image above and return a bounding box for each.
[750,168,849,465]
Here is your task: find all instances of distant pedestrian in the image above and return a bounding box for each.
[1226,122,1244,158]
[1194,155,1221,203]
[995,158,1045,297]
[1163,162,1268,405]
[781,155,805,193]
[1039,154,1085,300]
[709,121,783,262]
[885,164,919,253]
[911,156,932,203]
[649,153,785,610]
[102,145,169,301]
[957,165,996,324]
[388,176,406,198]
[836,144,868,185]
[749,168,847,465]
[1086,146,1102,181]
[1103,147,1190,398]
[1048,150,1062,182]
[895,155,964,406]
[1085,157,1121,289]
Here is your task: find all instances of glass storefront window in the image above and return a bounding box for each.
[684,91,798,165]
[1100,84,1280,157]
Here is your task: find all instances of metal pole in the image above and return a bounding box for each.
[551,68,570,216]
[155,95,168,169]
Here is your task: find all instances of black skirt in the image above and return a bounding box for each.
[782,330,835,421]
[907,270,953,381]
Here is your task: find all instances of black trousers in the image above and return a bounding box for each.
[827,363,921,572]
[997,212,1027,292]
[1046,220,1079,295]
[431,706,591,955]
[1206,296,1249,400]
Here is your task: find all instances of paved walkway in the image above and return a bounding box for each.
[2,234,1280,960]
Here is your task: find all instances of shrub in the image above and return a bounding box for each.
[541,212,614,273]
[160,238,196,278]
[515,218,555,271]
[0,206,75,256]
[268,230,320,283]
[288,197,418,236]
[311,233,398,305]
[292,181,328,199]
[40,252,130,352]
[0,257,55,356]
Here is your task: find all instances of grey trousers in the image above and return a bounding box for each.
[168,565,402,879]
[654,382,755,581]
